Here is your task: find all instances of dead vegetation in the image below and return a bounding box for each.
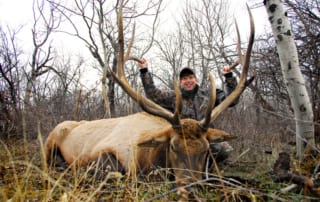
[1,106,320,201]
[1,119,320,202]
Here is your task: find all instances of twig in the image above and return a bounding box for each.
[280,184,298,193]
[230,148,250,164]
[144,175,287,202]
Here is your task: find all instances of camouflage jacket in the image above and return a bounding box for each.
[140,69,238,121]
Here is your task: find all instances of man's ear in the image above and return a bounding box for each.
[206,128,237,143]
[179,79,183,86]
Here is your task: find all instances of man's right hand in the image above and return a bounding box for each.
[138,58,148,69]
[222,66,232,75]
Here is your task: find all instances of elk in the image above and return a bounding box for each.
[44,2,255,201]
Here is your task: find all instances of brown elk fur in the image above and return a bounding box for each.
[45,112,235,179]
[44,2,253,200]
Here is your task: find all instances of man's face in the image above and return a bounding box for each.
[179,74,198,91]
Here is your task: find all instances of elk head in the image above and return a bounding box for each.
[111,1,255,199]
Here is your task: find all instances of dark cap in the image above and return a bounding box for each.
[179,67,196,79]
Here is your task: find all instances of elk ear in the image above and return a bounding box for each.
[137,128,171,147]
[206,128,237,143]
[138,136,169,147]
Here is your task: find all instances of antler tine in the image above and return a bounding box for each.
[244,4,255,71]
[228,59,240,71]
[136,78,182,127]
[172,78,183,128]
[208,5,255,123]
[111,1,181,126]
[198,73,216,130]
[117,1,141,76]
[124,21,136,62]
[117,0,125,80]
[128,56,143,63]
[235,15,244,67]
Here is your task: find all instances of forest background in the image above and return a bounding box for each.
[0,0,319,200]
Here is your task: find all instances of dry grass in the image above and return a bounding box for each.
[0,108,319,201]
[1,136,319,202]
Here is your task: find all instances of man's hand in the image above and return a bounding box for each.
[138,58,148,69]
[222,66,231,75]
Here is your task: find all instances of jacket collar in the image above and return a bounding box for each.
[181,85,199,100]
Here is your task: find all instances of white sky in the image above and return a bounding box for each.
[0,0,36,56]
[0,0,33,26]
[0,0,270,87]
[0,0,270,38]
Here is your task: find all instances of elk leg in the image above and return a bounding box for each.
[47,146,68,169]
[88,153,125,180]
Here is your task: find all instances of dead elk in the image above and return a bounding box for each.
[44,2,255,201]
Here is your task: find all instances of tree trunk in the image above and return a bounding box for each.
[264,0,315,160]
[101,66,111,119]
[108,56,117,117]
[22,77,34,161]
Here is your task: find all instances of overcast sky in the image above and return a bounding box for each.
[0,0,33,27]
[0,0,269,34]
[0,0,270,86]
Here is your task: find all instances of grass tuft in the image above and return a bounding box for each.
[1,138,319,201]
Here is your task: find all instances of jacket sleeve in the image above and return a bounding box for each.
[215,72,239,107]
[140,68,176,111]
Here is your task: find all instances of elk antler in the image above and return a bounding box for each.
[109,0,181,127]
[199,4,255,130]
[198,73,216,130]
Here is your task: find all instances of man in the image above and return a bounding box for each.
[137,58,238,163]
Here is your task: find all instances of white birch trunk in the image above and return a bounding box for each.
[264,0,314,160]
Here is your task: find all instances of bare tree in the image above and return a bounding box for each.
[264,0,315,160]
[178,0,237,88]
[154,26,185,88]
[251,34,289,112]
[46,0,163,117]
[21,0,61,157]
[0,26,23,138]
[39,55,85,121]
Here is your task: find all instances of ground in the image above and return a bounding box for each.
[0,138,319,201]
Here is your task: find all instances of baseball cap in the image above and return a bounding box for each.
[179,67,196,79]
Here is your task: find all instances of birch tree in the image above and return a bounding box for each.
[263,0,315,160]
